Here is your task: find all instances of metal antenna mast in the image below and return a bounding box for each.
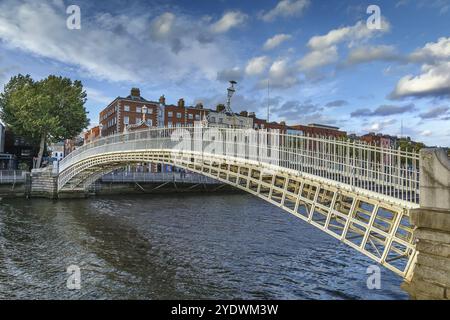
[267,80,270,122]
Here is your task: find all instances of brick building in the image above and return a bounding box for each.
[164,98,208,128]
[361,132,397,148]
[288,123,347,138]
[99,88,161,136]
[84,125,101,145]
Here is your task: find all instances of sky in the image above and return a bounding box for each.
[0,0,449,146]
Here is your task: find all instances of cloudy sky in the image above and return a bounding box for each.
[0,0,449,146]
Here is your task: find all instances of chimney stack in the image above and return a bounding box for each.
[159,95,166,105]
[216,104,225,112]
[240,111,248,117]
[178,98,185,108]
[131,87,141,98]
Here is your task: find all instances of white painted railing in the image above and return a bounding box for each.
[59,126,420,204]
[0,170,27,184]
[100,172,219,184]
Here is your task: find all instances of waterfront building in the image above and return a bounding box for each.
[99,88,160,136]
[84,125,101,145]
[49,142,65,161]
[164,98,208,128]
[207,105,253,129]
[3,129,37,169]
[361,132,397,148]
[288,123,347,138]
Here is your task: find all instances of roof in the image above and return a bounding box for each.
[308,123,340,130]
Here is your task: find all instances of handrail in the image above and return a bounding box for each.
[59,126,420,204]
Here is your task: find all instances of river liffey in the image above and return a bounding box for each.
[0,194,407,299]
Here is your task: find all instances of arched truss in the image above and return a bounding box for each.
[58,149,417,280]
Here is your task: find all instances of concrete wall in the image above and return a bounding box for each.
[402,148,450,300]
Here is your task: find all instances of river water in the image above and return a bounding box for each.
[0,194,407,300]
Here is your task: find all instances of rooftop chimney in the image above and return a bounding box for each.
[130,88,141,98]
[240,111,248,117]
[216,104,225,112]
[178,98,185,108]
[159,95,166,105]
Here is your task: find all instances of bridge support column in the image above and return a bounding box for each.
[402,148,450,300]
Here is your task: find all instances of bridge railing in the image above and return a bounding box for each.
[100,171,219,184]
[0,170,27,184]
[59,126,420,204]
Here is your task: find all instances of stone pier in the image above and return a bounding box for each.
[30,167,58,199]
[402,148,450,300]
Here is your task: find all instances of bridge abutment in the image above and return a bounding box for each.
[402,148,450,300]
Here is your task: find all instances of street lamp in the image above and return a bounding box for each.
[226,80,237,114]
[142,106,148,123]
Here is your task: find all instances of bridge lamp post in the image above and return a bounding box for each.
[142,106,148,124]
[226,80,237,128]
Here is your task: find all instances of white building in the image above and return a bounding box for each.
[207,110,253,129]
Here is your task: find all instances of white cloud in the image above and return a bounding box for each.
[390,62,450,99]
[345,45,400,65]
[0,0,234,84]
[85,87,113,105]
[367,118,396,132]
[307,19,390,51]
[391,37,450,99]
[263,34,292,50]
[151,12,175,38]
[298,46,338,71]
[210,11,248,34]
[297,19,391,72]
[245,56,270,76]
[261,0,310,22]
[420,130,433,137]
[259,58,299,89]
[217,67,244,82]
[410,36,450,62]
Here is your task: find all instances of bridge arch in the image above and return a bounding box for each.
[58,126,419,280]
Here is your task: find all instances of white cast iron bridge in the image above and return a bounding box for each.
[57,126,420,280]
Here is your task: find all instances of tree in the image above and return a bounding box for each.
[0,74,89,168]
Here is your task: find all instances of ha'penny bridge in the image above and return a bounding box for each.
[55,126,450,300]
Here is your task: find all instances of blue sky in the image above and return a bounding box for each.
[0,0,449,146]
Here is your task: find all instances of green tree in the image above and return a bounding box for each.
[0,74,89,168]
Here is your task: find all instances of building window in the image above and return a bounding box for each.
[136,107,142,113]
[210,117,215,123]
[124,105,130,112]
[240,120,243,126]
[124,116,129,124]
[218,118,223,124]
[136,117,142,123]
[148,108,153,114]
[176,112,182,119]
[176,123,182,127]
[195,114,200,120]
[188,114,194,120]
[167,121,172,127]
[168,111,173,118]
[146,119,153,126]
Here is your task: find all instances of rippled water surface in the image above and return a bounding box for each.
[0,194,407,299]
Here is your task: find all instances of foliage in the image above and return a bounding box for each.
[0,74,90,167]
